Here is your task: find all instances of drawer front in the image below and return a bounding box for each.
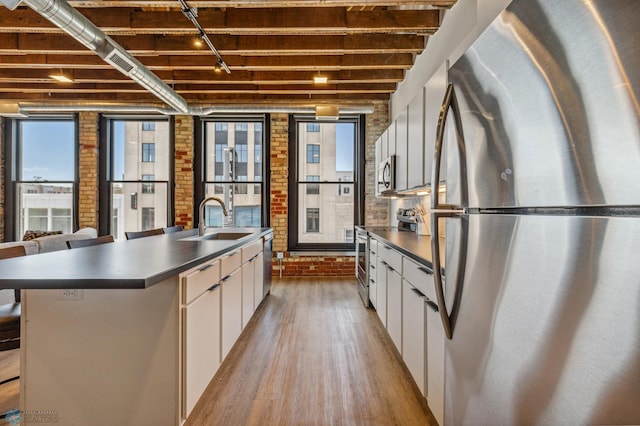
[378,243,402,273]
[182,260,220,304]
[242,239,263,263]
[369,238,378,253]
[402,256,433,299]
[220,249,242,277]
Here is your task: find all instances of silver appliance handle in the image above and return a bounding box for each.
[430,83,469,340]
[382,161,391,188]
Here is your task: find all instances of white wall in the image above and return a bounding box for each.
[390,0,512,120]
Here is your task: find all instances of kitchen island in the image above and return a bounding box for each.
[0,228,272,426]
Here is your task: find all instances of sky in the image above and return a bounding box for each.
[20,121,75,181]
[335,122,355,172]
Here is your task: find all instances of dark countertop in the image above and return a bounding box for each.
[357,226,445,271]
[0,228,272,290]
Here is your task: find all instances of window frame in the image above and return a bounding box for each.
[98,115,175,238]
[287,115,365,252]
[3,116,79,241]
[194,115,271,228]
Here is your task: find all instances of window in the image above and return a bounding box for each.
[142,143,155,162]
[307,144,320,163]
[142,174,155,194]
[306,123,320,132]
[288,117,363,251]
[306,175,320,195]
[141,207,155,230]
[142,122,155,131]
[4,118,77,239]
[200,119,268,228]
[103,119,172,241]
[306,208,320,233]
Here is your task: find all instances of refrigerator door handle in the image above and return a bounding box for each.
[430,83,469,340]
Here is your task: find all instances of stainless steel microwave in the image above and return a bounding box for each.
[377,155,396,195]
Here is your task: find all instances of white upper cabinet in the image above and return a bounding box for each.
[407,88,425,190]
[395,109,409,191]
[424,62,448,187]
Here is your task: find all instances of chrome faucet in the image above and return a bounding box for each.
[198,196,228,236]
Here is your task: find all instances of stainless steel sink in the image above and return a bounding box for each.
[180,232,252,242]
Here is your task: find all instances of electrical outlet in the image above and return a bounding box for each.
[59,289,84,301]
[276,252,284,259]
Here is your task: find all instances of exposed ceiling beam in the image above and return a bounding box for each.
[0,7,440,35]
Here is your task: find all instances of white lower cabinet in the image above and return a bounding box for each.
[254,252,264,309]
[241,257,255,329]
[402,279,426,396]
[426,299,445,426]
[386,267,403,353]
[376,256,387,326]
[183,284,221,418]
[221,267,243,359]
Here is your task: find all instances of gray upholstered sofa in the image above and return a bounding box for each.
[0,228,97,255]
[0,228,97,304]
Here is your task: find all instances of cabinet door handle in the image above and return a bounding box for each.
[418,266,433,275]
[411,286,426,298]
[220,275,232,282]
[228,251,238,257]
[198,264,214,272]
[426,299,439,312]
[369,278,375,283]
[208,283,220,292]
[370,264,375,269]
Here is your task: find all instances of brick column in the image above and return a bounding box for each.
[174,115,194,229]
[365,101,390,226]
[78,112,99,230]
[269,114,288,253]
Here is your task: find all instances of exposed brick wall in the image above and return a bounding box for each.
[174,115,194,229]
[78,112,99,230]
[269,114,288,253]
[365,101,390,226]
[0,118,4,242]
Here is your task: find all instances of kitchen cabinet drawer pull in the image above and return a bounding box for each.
[411,287,426,298]
[220,275,232,282]
[426,299,439,312]
[369,278,375,283]
[207,283,220,292]
[227,251,238,257]
[370,264,375,269]
[198,264,214,272]
[418,266,433,275]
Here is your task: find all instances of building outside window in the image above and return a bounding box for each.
[142,174,155,194]
[288,116,362,250]
[306,208,320,232]
[104,119,172,240]
[141,207,155,230]
[307,144,320,163]
[5,118,77,239]
[201,117,268,228]
[142,143,155,162]
[306,175,320,194]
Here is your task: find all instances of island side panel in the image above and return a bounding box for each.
[20,277,181,426]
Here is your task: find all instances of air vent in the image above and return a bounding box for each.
[104,50,136,74]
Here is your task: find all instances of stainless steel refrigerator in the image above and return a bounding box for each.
[429,0,640,424]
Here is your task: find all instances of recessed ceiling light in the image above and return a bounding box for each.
[194,38,203,48]
[313,76,328,84]
[49,73,74,83]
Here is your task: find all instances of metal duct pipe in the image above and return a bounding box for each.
[20,0,189,113]
[16,104,376,116]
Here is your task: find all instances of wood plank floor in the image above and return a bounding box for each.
[0,348,19,417]
[186,277,437,426]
